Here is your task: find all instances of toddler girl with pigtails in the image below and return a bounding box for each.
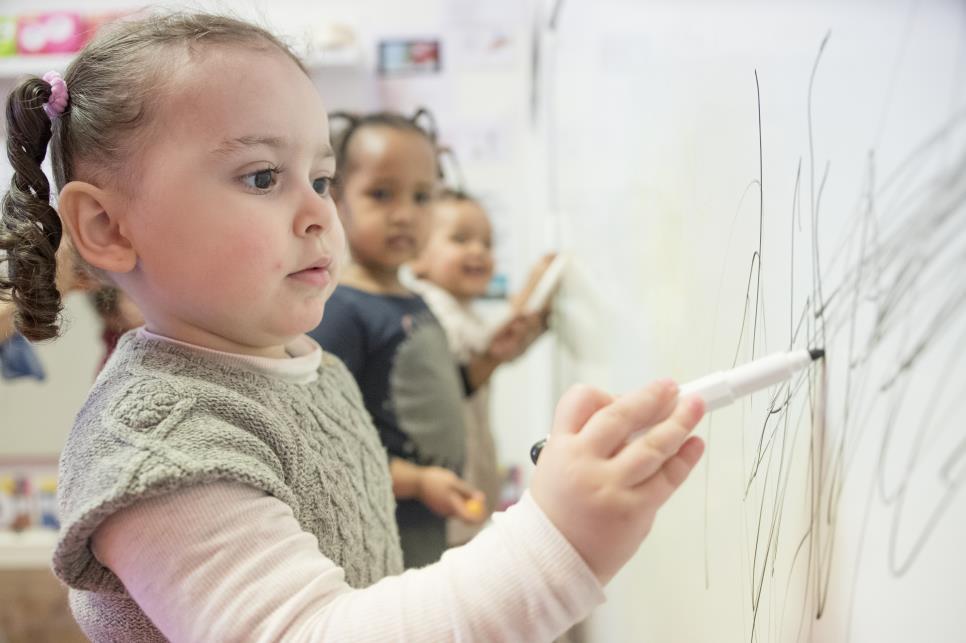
[0,12,705,641]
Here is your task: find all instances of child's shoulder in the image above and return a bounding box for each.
[326,284,431,324]
[334,283,424,304]
[68,330,300,475]
[57,335,305,591]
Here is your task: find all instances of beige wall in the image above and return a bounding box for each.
[1,295,101,456]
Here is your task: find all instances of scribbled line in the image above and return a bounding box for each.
[718,29,966,643]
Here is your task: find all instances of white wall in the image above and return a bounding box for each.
[543,2,966,642]
[0,296,102,455]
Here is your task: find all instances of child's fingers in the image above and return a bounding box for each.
[633,436,705,506]
[492,318,528,348]
[447,475,478,501]
[455,492,487,524]
[523,313,547,335]
[450,488,484,521]
[446,479,483,522]
[551,384,614,437]
[612,395,705,486]
[489,315,521,340]
[538,308,552,330]
[578,380,679,457]
[665,436,705,486]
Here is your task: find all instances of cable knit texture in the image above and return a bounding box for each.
[53,331,402,641]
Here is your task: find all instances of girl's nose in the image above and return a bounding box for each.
[390,206,415,225]
[295,186,332,236]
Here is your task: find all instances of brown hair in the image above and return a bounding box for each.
[0,12,303,341]
[328,107,444,191]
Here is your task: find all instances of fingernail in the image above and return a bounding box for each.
[663,379,679,394]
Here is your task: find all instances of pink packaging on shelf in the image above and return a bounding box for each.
[16,12,89,55]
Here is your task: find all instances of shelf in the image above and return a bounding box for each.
[0,529,58,569]
[0,44,362,81]
[303,45,364,69]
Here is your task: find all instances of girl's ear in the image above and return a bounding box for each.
[58,181,137,274]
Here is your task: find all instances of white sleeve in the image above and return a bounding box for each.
[92,482,604,642]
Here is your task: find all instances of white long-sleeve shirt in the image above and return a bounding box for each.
[92,484,603,641]
[89,330,604,641]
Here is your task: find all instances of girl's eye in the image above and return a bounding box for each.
[415,192,432,205]
[369,188,391,201]
[313,177,332,196]
[451,234,468,244]
[243,168,278,191]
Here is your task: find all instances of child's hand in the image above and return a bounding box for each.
[418,466,487,524]
[530,380,705,585]
[485,314,542,363]
[467,314,545,390]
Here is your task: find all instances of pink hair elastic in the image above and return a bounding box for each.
[42,71,69,119]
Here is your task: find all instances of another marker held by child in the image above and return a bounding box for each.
[521,253,567,314]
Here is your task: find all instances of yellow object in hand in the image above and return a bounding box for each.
[465,497,485,519]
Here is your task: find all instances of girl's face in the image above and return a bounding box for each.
[336,127,438,276]
[113,46,344,357]
[414,199,494,301]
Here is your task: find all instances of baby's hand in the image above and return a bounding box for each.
[486,314,541,363]
[530,380,705,585]
[418,466,487,524]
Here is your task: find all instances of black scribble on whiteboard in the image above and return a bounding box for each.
[712,26,966,643]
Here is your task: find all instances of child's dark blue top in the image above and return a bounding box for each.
[308,284,467,568]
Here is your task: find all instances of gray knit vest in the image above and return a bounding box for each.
[53,332,403,641]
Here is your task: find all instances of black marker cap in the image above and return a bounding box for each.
[530,438,547,465]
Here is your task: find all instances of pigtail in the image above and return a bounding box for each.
[409,107,463,189]
[328,110,360,182]
[328,110,360,143]
[409,107,438,145]
[436,146,466,193]
[330,106,450,188]
[0,77,64,341]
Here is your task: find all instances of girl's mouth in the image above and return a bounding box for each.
[289,258,333,288]
[387,235,414,250]
[289,266,331,288]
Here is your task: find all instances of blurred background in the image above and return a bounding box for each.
[2,1,965,642]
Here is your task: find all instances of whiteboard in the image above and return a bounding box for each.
[541,2,966,642]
